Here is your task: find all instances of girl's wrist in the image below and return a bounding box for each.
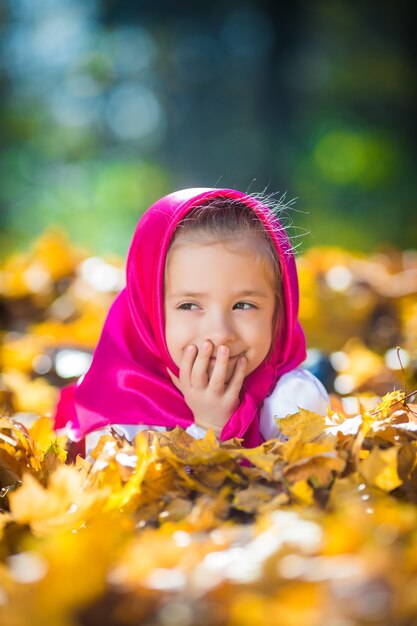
[194,417,224,438]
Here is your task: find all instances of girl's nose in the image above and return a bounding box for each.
[204,313,237,346]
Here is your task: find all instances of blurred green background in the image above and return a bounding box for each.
[0,0,416,258]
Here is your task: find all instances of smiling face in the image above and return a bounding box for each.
[164,236,278,383]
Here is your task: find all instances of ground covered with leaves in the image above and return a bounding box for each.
[0,232,417,626]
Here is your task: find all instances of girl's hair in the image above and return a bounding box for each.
[166,196,283,345]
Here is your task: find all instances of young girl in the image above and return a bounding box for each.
[54,188,328,455]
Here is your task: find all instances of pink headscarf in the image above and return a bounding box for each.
[54,188,306,447]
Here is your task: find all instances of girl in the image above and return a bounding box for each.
[54,188,328,456]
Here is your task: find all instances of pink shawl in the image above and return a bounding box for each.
[54,188,306,447]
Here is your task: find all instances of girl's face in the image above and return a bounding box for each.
[164,237,277,383]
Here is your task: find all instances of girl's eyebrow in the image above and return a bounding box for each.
[167,289,270,299]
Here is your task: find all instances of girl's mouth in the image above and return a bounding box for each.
[209,353,242,362]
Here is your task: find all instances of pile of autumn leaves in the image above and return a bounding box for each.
[1,231,417,626]
[1,395,417,626]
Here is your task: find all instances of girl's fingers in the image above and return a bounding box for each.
[208,345,230,392]
[190,341,212,388]
[225,355,247,399]
[180,344,197,385]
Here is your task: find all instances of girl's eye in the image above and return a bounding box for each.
[178,303,198,311]
[234,302,255,310]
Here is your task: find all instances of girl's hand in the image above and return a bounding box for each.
[166,341,247,438]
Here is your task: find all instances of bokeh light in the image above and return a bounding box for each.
[0,0,415,255]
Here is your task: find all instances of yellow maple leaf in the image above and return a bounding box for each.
[360,446,402,491]
[228,440,281,474]
[9,466,110,536]
[290,480,315,505]
[278,409,327,443]
[29,416,67,460]
[157,426,230,466]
